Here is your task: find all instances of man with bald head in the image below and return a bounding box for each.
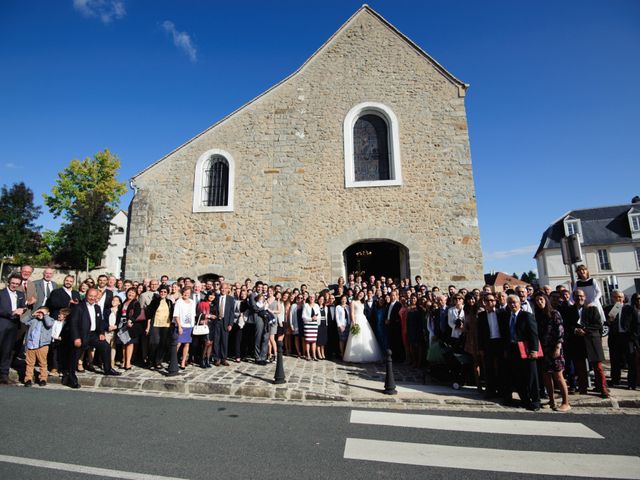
[64,288,120,389]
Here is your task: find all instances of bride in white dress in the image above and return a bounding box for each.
[343,291,383,363]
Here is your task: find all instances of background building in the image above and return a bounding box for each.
[124,6,483,288]
[535,197,640,302]
[101,210,127,278]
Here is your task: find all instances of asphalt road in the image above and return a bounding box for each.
[0,387,638,479]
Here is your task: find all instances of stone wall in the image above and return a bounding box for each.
[126,8,483,289]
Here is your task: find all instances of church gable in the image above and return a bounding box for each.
[131,5,467,185]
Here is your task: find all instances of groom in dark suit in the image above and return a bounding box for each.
[0,274,26,383]
[64,288,120,389]
[212,283,236,366]
[385,290,404,361]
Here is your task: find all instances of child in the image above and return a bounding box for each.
[21,307,54,387]
[49,307,70,376]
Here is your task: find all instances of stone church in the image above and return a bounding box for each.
[125,5,483,288]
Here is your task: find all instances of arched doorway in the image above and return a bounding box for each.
[198,273,220,283]
[344,240,409,281]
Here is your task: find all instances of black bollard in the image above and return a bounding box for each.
[274,340,286,384]
[383,348,397,395]
[166,325,179,376]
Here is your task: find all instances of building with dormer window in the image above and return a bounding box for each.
[535,197,640,301]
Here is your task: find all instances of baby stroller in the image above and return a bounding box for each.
[426,339,474,390]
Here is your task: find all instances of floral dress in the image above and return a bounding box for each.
[540,309,565,373]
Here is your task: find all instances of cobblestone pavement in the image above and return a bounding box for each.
[7,355,640,413]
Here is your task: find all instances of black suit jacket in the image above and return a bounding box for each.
[498,309,539,353]
[215,295,236,329]
[477,310,507,352]
[386,301,401,324]
[69,301,104,343]
[0,288,26,323]
[98,289,114,320]
[46,288,80,319]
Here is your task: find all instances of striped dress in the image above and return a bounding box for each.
[302,303,320,343]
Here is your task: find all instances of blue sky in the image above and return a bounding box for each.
[1,0,639,277]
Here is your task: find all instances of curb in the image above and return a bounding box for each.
[8,370,638,410]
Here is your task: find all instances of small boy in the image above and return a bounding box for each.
[21,307,54,387]
[48,307,70,376]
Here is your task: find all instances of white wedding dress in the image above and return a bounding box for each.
[344,301,383,363]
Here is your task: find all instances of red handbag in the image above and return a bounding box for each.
[517,341,543,359]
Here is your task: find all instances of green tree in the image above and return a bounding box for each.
[0,182,42,259]
[520,270,538,284]
[54,191,112,270]
[44,149,127,220]
[44,149,126,270]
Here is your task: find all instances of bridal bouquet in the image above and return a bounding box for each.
[350,323,360,336]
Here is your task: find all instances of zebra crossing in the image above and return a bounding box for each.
[343,410,640,479]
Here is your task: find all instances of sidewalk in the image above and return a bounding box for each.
[9,356,640,411]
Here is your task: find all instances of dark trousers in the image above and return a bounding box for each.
[48,340,62,372]
[0,318,18,376]
[254,317,269,362]
[212,321,229,361]
[609,332,633,385]
[507,345,540,408]
[326,320,340,359]
[68,333,112,386]
[149,327,171,367]
[167,325,179,374]
[483,339,505,396]
[230,323,242,359]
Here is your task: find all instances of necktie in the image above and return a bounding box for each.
[220,297,225,317]
[510,313,517,343]
[45,282,51,298]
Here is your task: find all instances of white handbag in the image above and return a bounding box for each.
[192,314,210,336]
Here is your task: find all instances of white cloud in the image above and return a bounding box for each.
[73,0,126,24]
[484,244,538,261]
[162,20,197,63]
[4,162,22,169]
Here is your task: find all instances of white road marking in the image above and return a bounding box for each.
[344,438,640,479]
[350,410,603,438]
[0,454,189,480]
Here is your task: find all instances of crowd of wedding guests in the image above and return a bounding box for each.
[1,264,639,413]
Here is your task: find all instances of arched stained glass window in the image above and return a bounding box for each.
[353,114,390,182]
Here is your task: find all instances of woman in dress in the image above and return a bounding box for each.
[282,292,293,355]
[117,287,141,370]
[173,286,196,370]
[230,289,248,363]
[316,294,328,360]
[302,293,320,361]
[197,292,215,368]
[533,292,570,411]
[266,287,280,362]
[405,294,422,368]
[105,295,120,368]
[335,294,350,358]
[463,292,482,391]
[344,290,383,363]
[373,295,388,352]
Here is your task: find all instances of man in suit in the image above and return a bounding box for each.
[477,293,507,399]
[212,283,236,366]
[46,275,80,319]
[0,274,26,384]
[606,289,630,388]
[503,294,541,411]
[96,274,114,319]
[64,288,120,389]
[248,281,269,365]
[33,267,57,310]
[385,289,404,361]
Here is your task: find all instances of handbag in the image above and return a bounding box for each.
[192,314,210,336]
[517,341,543,359]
